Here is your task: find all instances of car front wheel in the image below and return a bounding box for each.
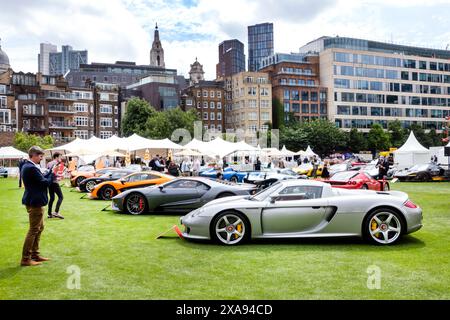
[85,180,97,192]
[211,211,249,245]
[100,185,116,200]
[125,193,147,215]
[363,209,403,245]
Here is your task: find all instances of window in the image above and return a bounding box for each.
[217,112,222,121]
[166,180,209,189]
[0,85,6,94]
[203,102,208,109]
[261,112,270,121]
[75,117,88,126]
[0,96,7,108]
[0,109,11,124]
[203,112,208,120]
[284,90,290,99]
[210,101,215,109]
[260,100,270,108]
[217,102,222,109]
[203,90,208,97]
[100,118,113,127]
[100,131,113,139]
[210,91,215,98]
[301,91,309,101]
[337,105,350,115]
[310,104,318,113]
[197,91,201,98]
[100,104,112,113]
[260,88,269,96]
[74,130,89,139]
[114,106,118,114]
[210,112,215,120]
[334,79,350,89]
[302,104,309,113]
[217,91,221,98]
[74,103,88,112]
[277,185,323,200]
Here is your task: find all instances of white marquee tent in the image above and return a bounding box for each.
[0,146,27,159]
[394,132,430,169]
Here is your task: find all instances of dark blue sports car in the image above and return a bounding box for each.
[0,167,7,178]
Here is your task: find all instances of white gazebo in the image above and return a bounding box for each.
[394,132,430,169]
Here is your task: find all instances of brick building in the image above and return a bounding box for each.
[260,53,328,123]
[182,80,225,132]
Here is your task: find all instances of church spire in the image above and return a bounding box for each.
[150,23,165,67]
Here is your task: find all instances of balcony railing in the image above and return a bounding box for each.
[23,111,45,116]
[45,91,77,101]
[49,121,77,129]
[48,105,76,113]
[24,126,47,132]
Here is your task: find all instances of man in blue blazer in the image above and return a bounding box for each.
[20,146,55,267]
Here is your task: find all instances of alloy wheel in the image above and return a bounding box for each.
[215,214,246,245]
[369,212,401,244]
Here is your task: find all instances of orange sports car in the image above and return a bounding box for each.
[70,166,117,187]
[89,171,174,200]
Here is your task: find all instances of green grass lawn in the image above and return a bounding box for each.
[0,178,449,300]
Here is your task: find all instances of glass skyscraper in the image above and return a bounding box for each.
[248,23,274,72]
[48,45,88,76]
[216,40,245,78]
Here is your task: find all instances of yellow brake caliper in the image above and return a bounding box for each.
[235,223,243,239]
[371,220,381,238]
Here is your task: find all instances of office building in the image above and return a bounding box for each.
[38,43,57,75]
[216,40,245,79]
[303,36,450,132]
[224,71,272,143]
[248,22,274,72]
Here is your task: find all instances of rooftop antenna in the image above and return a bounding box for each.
[446,44,449,50]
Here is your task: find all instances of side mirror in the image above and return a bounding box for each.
[120,178,126,184]
[269,195,278,204]
[158,185,164,191]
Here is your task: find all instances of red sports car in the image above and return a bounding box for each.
[322,171,389,191]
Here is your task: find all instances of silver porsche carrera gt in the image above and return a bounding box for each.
[180,180,423,245]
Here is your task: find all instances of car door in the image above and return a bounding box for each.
[363,173,380,190]
[154,180,208,210]
[261,185,327,234]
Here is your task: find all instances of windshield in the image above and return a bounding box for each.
[408,164,429,171]
[280,169,297,176]
[330,171,359,181]
[330,164,347,171]
[250,182,282,201]
[77,165,94,172]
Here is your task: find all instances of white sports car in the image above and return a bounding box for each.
[180,180,422,246]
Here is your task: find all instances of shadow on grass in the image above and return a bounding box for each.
[0,266,23,280]
[171,234,425,253]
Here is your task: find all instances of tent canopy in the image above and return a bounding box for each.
[394,131,429,154]
[0,146,28,159]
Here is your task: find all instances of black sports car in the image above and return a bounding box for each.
[111,177,257,215]
[78,170,134,192]
[0,167,7,178]
[394,163,446,182]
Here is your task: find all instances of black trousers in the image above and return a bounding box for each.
[48,183,63,215]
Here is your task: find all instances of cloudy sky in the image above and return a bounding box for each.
[1,0,450,79]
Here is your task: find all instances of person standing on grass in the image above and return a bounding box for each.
[46,152,65,219]
[20,146,55,267]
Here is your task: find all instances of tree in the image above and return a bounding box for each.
[121,98,155,137]
[144,107,199,140]
[408,123,432,148]
[388,119,407,147]
[427,129,444,147]
[367,124,390,154]
[302,119,348,157]
[347,128,367,153]
[280,119,347,157]
[271,97,284,129]
[14,132,54,152]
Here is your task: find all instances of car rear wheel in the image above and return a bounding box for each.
[85,180,97,192]
[416,172,430,182]
[125,193,147,215]
[211,211,249,245]
[100,185,116,200]
[216,192,234,199]
[75,176,85,186]
[363,209,403,245]
[361,184,369,190]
